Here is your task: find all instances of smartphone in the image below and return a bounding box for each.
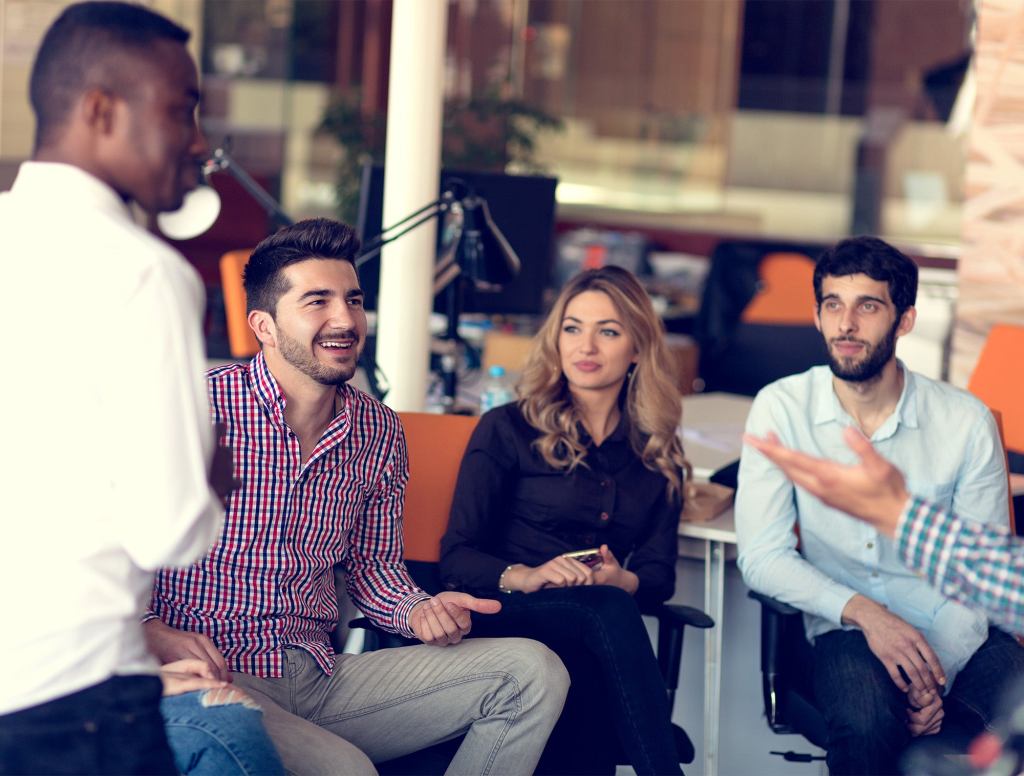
[562,548,602,567]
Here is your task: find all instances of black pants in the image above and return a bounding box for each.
[467,585,683,776]
[813,627,1024,775]
[0,675,176,776]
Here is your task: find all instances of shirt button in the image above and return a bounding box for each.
[601,480,610,488]
[866,542,874,550]
[83,721,98,733]
[599,512,610,521]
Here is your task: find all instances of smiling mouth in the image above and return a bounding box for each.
[574,361,600,372]
[317,338,358,352]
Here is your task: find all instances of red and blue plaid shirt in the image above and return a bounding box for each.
[148,352,428,677]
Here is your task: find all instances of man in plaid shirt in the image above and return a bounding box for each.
[144,218,569,774]
[746,425,1024,637]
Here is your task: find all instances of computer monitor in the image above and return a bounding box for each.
[355,164,558,315]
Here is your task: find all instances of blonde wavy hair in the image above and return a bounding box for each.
[518,266,690,499]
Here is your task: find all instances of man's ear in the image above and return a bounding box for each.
[79,87,118,136]
[248,310,276,348]
[896,306,917,338]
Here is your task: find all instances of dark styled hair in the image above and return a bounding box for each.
[30,2,190,149]
[813,236,918,317]
[244,218,362,315]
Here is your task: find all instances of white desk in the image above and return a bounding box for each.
[678,392,751,776]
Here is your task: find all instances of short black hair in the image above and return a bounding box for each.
[244,218,362,315]
[813,236,918,317]
[30,2,190,149]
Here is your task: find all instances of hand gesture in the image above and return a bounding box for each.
[906,683,944,737]
[743,427,910,537]
[591,545,639,594]
[502,556,595,594]
[144,618,231,682]
[842,595,945,693]
[410,591,501,646]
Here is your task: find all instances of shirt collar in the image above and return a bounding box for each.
[12,162,135,223]
[248,350,352,437]
[812,360,918,433]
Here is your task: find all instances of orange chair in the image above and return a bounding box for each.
[398,412,479,568]
[740,252,817,325]
[219,249,259,358]
[968,324,1024,456]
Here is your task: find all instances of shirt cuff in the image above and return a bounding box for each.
[391,591,432,639]
[818,583,859,627]
[140,611,160,624]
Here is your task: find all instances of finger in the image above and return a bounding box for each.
[884,660,910,692]
[440,601,473,632]
[599,544,617,565]
[439,592,501,615]
[428,600,464,643]
[196,636,230,682]
[166,675,227,695]
[913,639,946,686]
[421,605,452,645]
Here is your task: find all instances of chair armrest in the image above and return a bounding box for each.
[649,603,714,699]
[747,590,801,617]
[658,603,715,630]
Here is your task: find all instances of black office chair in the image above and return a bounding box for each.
[748,590,828,755]
[695,241,828,397]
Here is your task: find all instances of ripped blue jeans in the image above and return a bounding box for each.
[161,688,283,776]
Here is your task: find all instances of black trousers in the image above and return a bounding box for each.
[467,585,683,776]
[0,675,176,776]
[814,627,1024,775]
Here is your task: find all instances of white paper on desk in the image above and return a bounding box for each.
[681,424,745,454]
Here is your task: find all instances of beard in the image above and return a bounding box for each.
[826,320,899,383]
[276,325,361,386]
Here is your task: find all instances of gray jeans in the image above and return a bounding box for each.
[231,638,569,776]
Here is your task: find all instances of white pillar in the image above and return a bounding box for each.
[375,0,448,411]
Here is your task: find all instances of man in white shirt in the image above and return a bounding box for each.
[736,236,1024,774]
[0,3,228,773]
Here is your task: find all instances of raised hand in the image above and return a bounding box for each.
[743,427,910,537]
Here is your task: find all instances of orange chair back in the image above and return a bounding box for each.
[989,408,1017,535]
[399,412,479,562]
[968,324,1024,455]
[220,249,259,358]
[741,252,817,325]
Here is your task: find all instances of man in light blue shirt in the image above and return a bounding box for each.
[737,236,1024,774]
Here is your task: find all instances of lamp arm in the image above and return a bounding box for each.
[207,147,294,227]
[356,191,456,267]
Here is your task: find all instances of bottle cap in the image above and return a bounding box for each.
[488,365,506,378]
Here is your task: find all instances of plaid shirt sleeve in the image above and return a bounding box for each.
[897,495,1024,635]
[342,421,429,638]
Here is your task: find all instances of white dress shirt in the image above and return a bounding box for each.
[0,162,223,714]
[736,363,1007,686]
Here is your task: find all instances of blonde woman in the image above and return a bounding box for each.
[440,266,687,776]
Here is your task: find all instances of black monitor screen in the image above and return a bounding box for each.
[355,164,557,315]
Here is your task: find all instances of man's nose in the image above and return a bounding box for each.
[838,308,857,333]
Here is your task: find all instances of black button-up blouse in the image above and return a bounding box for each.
[439,402,683,608]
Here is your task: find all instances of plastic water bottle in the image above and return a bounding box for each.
[479,365,515,414]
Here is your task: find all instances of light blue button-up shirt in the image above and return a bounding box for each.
[736,363,1007,685]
